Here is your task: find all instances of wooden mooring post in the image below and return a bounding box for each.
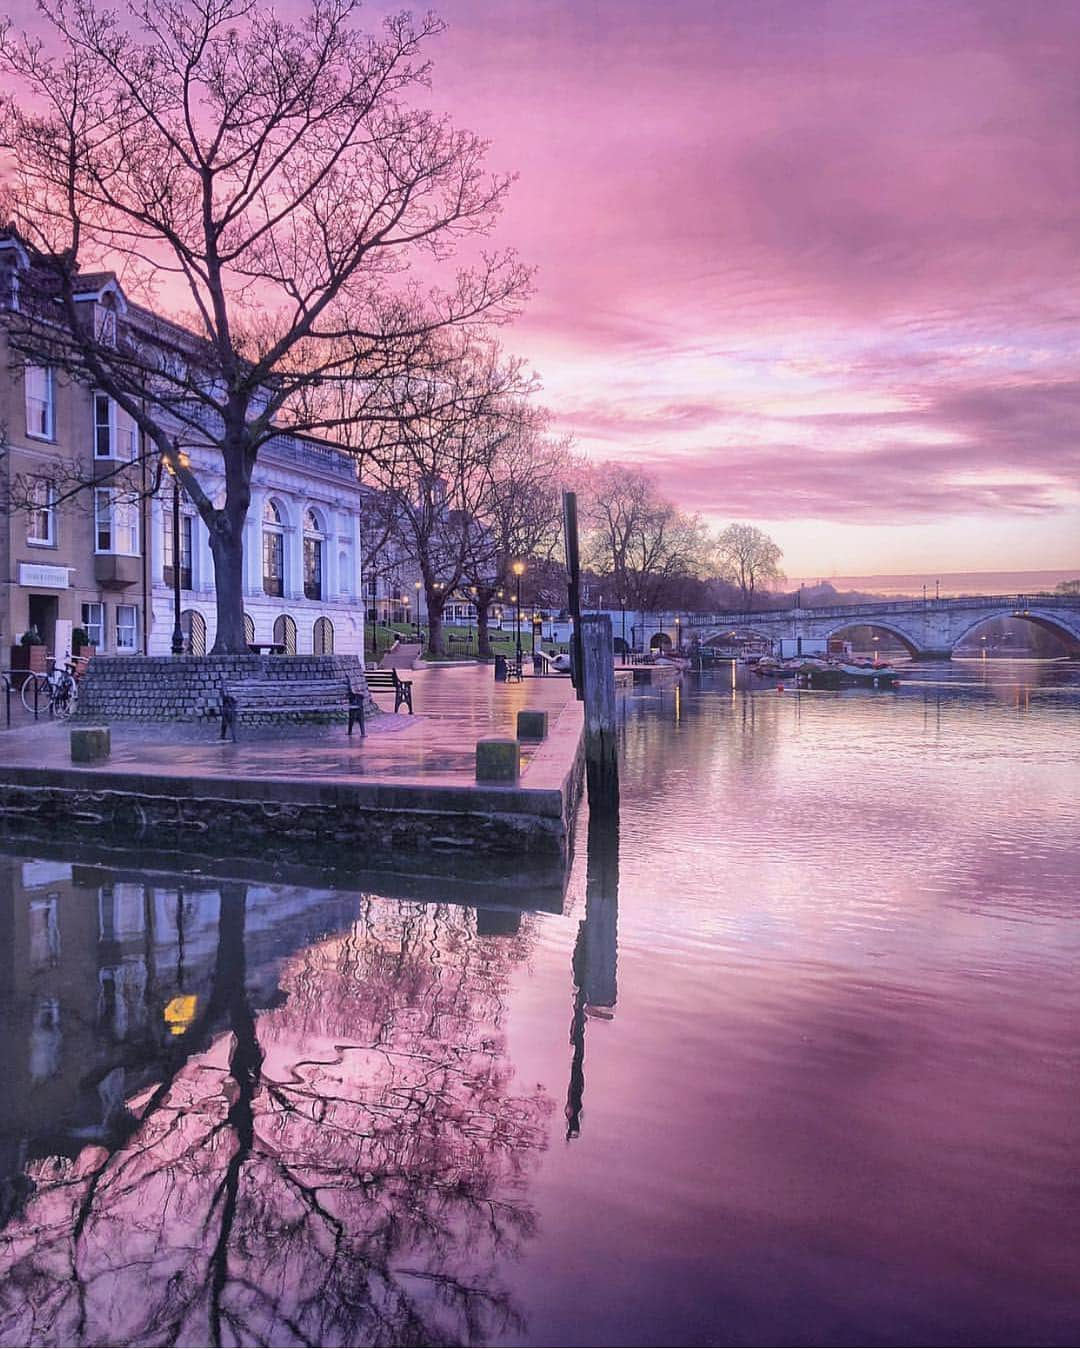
[581,612,619,802]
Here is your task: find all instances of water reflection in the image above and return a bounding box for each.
[0,859,552,1347]
[565,799,619,1140]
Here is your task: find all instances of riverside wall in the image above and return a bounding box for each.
[76,654,372,722]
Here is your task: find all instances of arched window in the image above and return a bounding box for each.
[262,498,285,597]
[303,508,324,601]
[273,613,297,655]
[180,609,206,656]
[243,613,255,646]
[313,616,334,655]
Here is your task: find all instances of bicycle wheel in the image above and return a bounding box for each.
[20,673,49,715]
[54,677,77,719]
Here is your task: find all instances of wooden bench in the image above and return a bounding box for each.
[220,677,365,742]
[505,658,523,682]
[364,668,414,713]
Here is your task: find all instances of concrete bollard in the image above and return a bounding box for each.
[516,708,548,741]
[71,726,111,763]
[476,738,519,783]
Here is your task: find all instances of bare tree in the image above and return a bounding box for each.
[0,0,529,652]
[584,462,713,626]
[462,409,573,659]
[362,334,534,657]
[716,522,785,612]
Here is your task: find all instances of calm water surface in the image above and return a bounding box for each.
[0,659,1077,1346]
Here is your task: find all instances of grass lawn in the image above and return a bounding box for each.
[364,622,569,664]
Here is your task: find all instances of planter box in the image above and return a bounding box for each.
[10,644,47,688]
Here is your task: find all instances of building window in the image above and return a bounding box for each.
[313,616,334,655]
[28,896,61,972]
[162,505,193,589]
[26,479,57,546]
[94,394,137,460]
[273,613,297,655]
[81,602,104,646]
[116,604,138,652]
[25,365,55,440]
[262,499,285,598]
[95,489,139,555]
[95,304,117,347]
[181,609,206,656]
[303,508,324,601]
[243,613,255,646]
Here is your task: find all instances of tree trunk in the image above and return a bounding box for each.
[476,596,496,660]
[426,596,447,658]
[209,517,249,654]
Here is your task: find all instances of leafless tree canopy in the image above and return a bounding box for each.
[360,333,549,657]
[0,0,530,651]
[715,522,785,612]
[584,463,715,615]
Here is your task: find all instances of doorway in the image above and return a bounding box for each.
[27,594,59,652]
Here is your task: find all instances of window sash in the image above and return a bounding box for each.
[263,529,284,597]
[26,480,56,546]
[81,603,103,646]
[95,489,139,555]
[115,605,137,651]
[303,536,322,600]
[163,510,193,589]
[94,394,137,459]
[25,366,54,440]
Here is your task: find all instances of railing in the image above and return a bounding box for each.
[689,593,1080,626]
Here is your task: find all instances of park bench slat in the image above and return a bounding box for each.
[220,676,365,742]
[363,669,414,714]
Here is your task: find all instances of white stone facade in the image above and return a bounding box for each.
[148,433,365,656]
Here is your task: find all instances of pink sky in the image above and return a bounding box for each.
[399,0,1080,576]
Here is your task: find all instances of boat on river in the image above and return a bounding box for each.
[753,657,901,688]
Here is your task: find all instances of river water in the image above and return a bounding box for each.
[0,659,1077,1346]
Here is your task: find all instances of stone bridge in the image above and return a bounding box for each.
[685,594,1080,660]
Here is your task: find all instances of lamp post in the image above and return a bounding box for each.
[414,580,422,642]
[675,615,681,653]
[512,560,525,664]
[164,448,189,655]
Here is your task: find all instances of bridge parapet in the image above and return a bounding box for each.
[686,593,1080,659]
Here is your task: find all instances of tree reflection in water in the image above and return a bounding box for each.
[0,886,552,1347]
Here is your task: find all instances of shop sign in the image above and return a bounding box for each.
[18,562,70,589]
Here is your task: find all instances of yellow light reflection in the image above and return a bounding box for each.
[164,993,198,1036]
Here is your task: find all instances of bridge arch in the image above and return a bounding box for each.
[951,608,1080,655]
[823,619,921,658]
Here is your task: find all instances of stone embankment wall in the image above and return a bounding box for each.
[77,654,372,722]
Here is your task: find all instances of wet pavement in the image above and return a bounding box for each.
[0,664,580,789]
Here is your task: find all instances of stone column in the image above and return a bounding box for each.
[286,509,303,601]
[245,490,266,596]
[325,508,340,600]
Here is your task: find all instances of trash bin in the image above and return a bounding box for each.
[494,654,508,682]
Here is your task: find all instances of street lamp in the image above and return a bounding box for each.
[675,615,682,652]
[164,448,190,655]
[414,580,422,642]
[512,560,525,664]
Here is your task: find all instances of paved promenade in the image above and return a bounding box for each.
[0,665,585,865]
[0,665,579,787]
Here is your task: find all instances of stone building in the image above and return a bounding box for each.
[147,430,364,657]
[0,230,365,660]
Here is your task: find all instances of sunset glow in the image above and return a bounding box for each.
[417,0,1080,576]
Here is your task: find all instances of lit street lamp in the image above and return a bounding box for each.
[164,447,190,655]
[512,560,525,664]
[414,579,422,642]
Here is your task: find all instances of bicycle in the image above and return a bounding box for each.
[20,654,86,718]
